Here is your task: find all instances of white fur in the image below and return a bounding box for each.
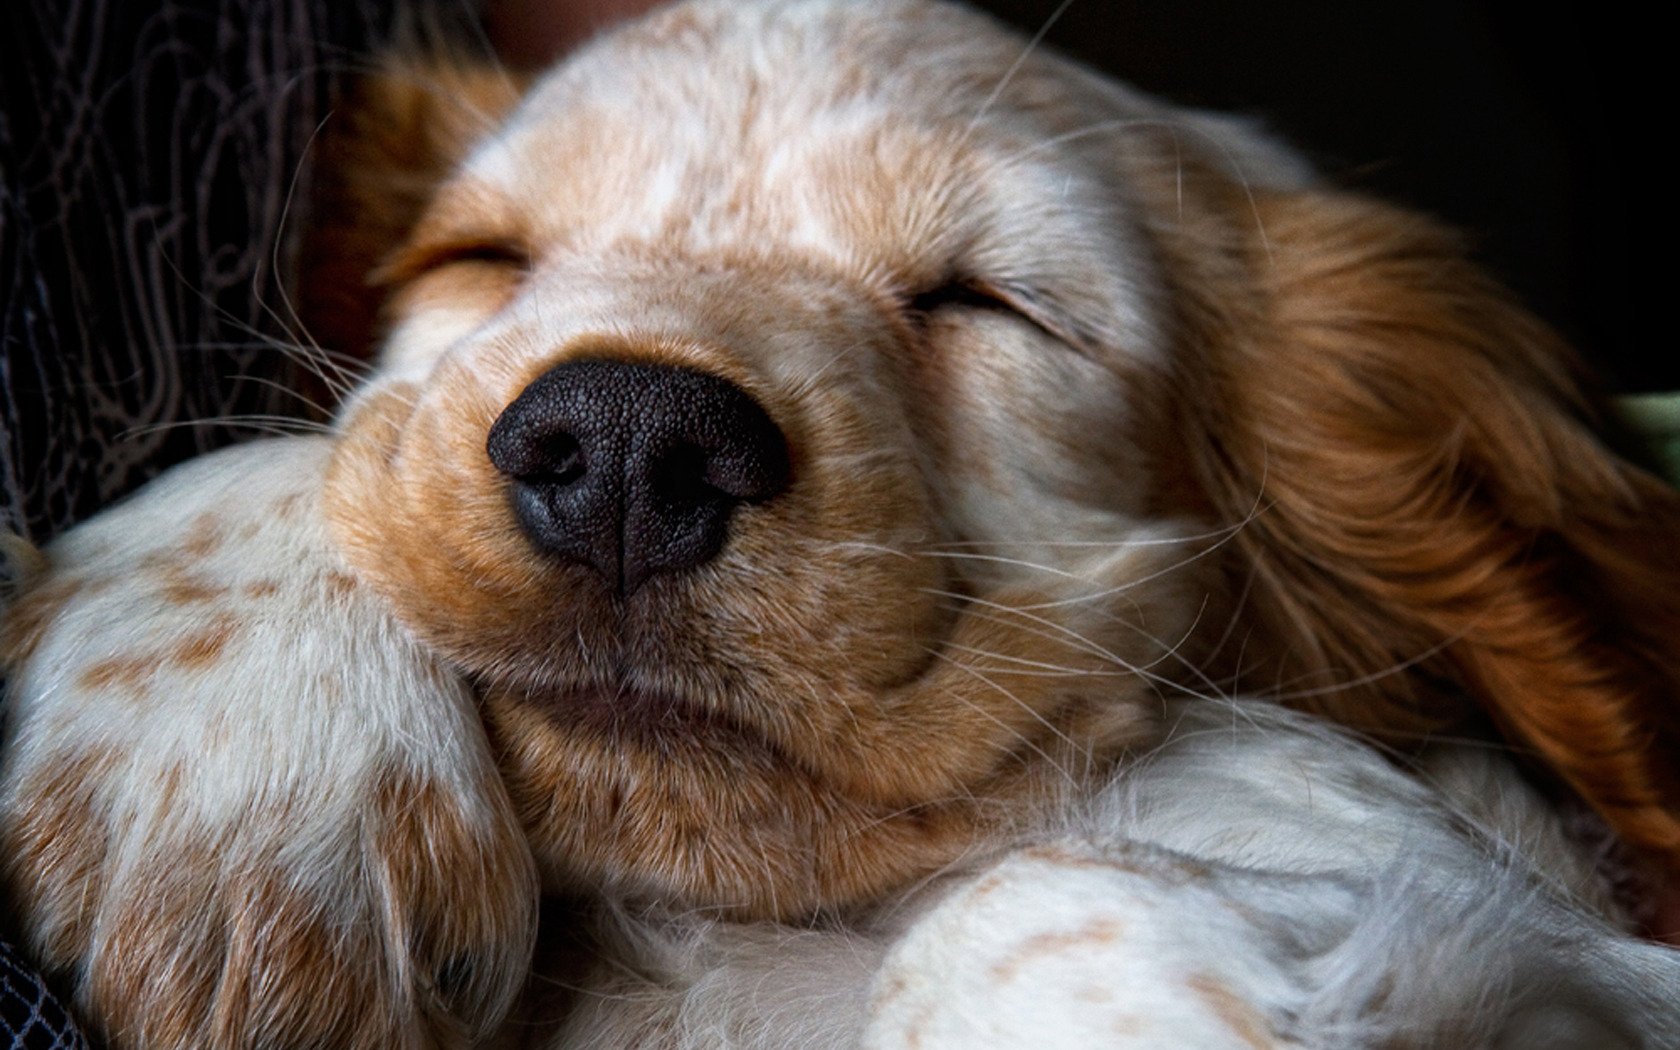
[549,704,1680,1048]
[1,439,538,1046]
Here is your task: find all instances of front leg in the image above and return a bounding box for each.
[0,437,538,1049]
[863,708,1680,1050]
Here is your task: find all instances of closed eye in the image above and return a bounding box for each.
[908,280,1019,317]
[909,277,1087,353]
[376,237,533,288]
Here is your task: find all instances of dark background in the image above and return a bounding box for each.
[973,0,1648,391]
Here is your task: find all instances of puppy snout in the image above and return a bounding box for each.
[486,358,790,594]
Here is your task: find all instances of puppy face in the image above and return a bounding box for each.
[322,0,1680,917]
[324,0,1227,917]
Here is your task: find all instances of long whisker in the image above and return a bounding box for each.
[924,657,1081,788]
[222,373,339,421]
[966,0,1078,135]
[1009,537,1229,612]
[924,521,1250,549]
[938,640,1123,677]
[148,231,361,408]
[118,416,333,440]
[927,588,1228,706]
[257,108,366,402]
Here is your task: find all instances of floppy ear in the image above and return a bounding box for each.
[1191,189,1680,868]
[298,58,530,363]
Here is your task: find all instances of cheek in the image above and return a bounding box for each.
[375,268,523,386]
[909,315,1153,570]
[324,380,551,672]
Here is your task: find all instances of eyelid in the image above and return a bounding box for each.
[910,276,1090,354]
[907,280,1015,316]
[374,237,532,288]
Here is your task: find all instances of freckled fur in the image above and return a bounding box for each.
[2,440,537,1049]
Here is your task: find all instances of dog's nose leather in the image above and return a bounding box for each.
[486,358,790,593]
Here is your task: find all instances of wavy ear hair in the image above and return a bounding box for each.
[298,58,529,364]
[1188,190,1680,869]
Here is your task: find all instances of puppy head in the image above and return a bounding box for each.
[320,0,1680,917]
[322,0,1229,917]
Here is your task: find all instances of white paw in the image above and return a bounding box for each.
[863,843,1305,1050]
[0,439,538,1048]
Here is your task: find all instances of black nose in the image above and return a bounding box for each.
[486,358,791,594]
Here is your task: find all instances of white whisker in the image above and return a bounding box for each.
[965,0,1078,135]
[926,657,1080,789]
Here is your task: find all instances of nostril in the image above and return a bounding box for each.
[487,419,586,484]
[526,433,587,487]
[651,442,716,506]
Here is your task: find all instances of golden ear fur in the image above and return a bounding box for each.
[1190,190,1680,868]
[297,58,529,365]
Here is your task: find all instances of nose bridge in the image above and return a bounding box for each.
[509,243,868,357]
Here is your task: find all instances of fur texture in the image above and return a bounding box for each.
[2,1,1677,1046]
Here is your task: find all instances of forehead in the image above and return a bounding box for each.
[480,0,1087,182]
[453,0,1155,323]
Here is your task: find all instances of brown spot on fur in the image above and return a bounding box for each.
[179,512,226,558]
[137,550,174,573]
[205,710,232,749]
[156,762,187,814]
[901,1005,931,1050]
[1,574,84,669]
[1075,984,1113,1005]
[1187,972,1275,1050]
[273,491,309,520]
[0,746,120,966]
[873,973,909,1008]
[72,614,243,699]
[160,569,227,606]
[323,570,359,599]
[244,579,283,599]
[988,917,1124,984]
[78,655,155,695]
[172,617,240,669]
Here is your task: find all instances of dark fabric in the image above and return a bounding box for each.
[0,0,392,545]
[0,939,89,1050]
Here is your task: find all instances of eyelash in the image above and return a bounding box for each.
[421,240,531,273]
[907,280,1020,317]
[908,277,1077,350]
[381,238,532,288]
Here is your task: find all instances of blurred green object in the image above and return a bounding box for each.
[1618,393,1680,484]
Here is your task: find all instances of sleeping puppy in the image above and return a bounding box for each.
[3,0,1677,1046]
